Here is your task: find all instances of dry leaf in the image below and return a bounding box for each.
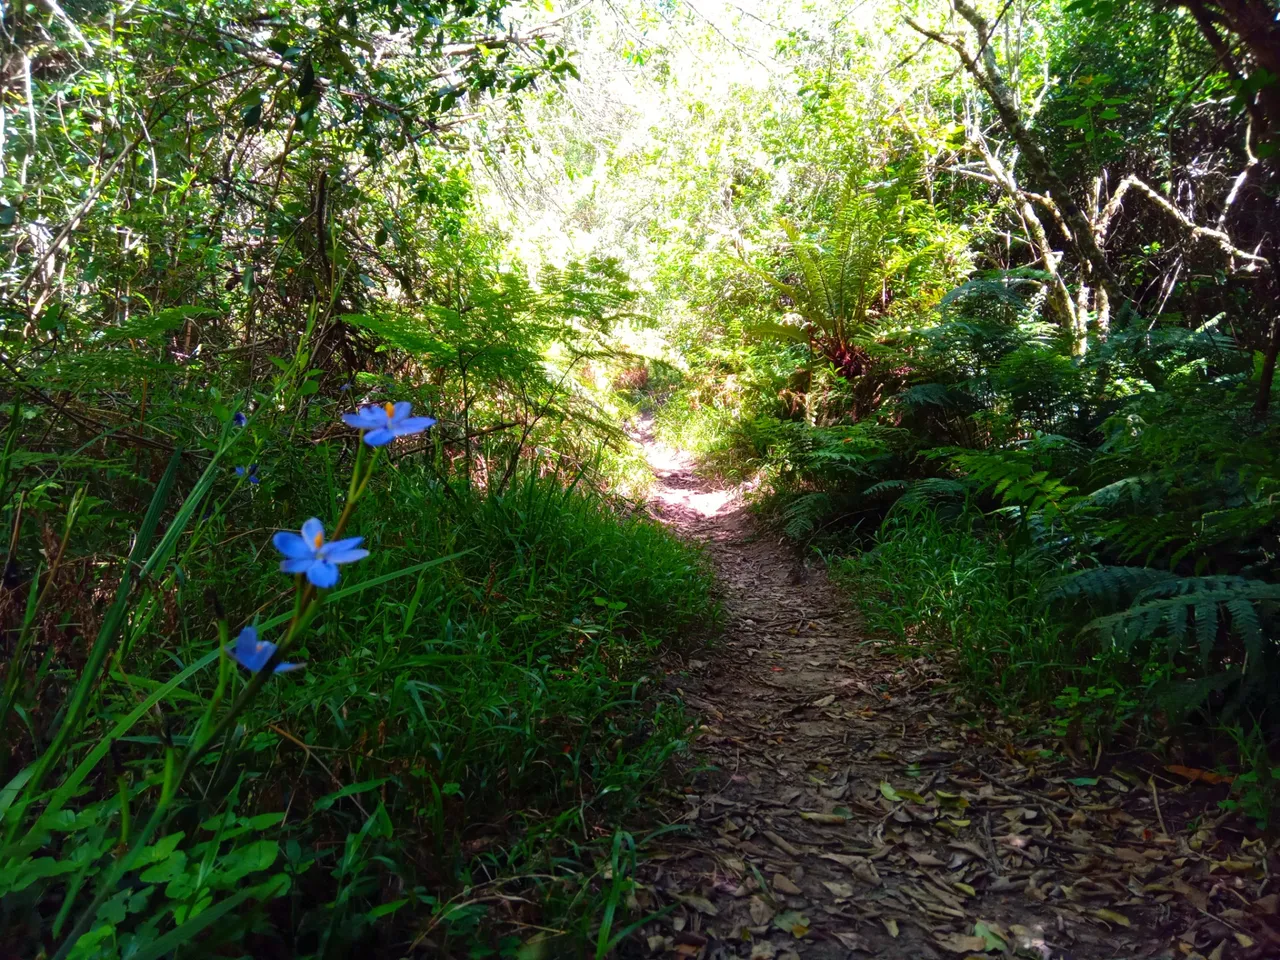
[1210,857,1258,874]
[1171,878,1209,912]
[772,873,802,896]
[935,933,987,953]
[833,932,871,951]
[1090,908,1131,927]
[1253,893,1279,915]
[882,918,899,938]
[821,853,863,867]
[1165,764,1234,785]
[749,896,775,926]
[852,862,882,887]
[749,943,777,960]
[822,880,854,898]
[909,850,947,867]
[811,695,836,708]
[799,811,849,824]
[676,893,718,916]
[763,830,801,857]
[948,841,988,860]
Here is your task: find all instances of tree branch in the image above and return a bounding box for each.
[1099,175,1269,271]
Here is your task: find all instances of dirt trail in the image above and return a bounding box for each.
[627,423,1259,960]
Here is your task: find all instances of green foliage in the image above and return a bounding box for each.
[750,170,971,396]
[7,0,1280,948]
[0,0,712,951]
[832,503,1078,706]
[589,0,1280,820]
[1,415,715,956]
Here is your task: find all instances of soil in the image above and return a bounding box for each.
[625,421,1279,960]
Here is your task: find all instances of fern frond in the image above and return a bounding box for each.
[1080,580,1280,664]
[102,306,218,342]
[894,383,953,408]
[781,492,833,539]
[888,477,970,514]
[864,479,909,497]
[1045,565,1177,606]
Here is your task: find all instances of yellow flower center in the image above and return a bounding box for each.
[384,402,396,419]
[312,531,324,549]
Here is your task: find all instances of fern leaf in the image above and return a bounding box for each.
[1194,600,1218,665]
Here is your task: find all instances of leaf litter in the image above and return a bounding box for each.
[628,427,1279,959]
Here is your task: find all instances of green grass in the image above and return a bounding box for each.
[1,436,717,958]
[831,501,1280,823]
[829,503,1134,734]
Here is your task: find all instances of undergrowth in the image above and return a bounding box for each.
[1,392,716,957]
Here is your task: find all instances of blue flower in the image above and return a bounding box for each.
[227,625,303,673]
[341,401,436,447]
[234,463,260,485]
[272,517,368,588]
[233,412,247,427]
[340,383,353,392]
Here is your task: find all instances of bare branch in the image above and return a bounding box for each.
[1099,176,1269,271]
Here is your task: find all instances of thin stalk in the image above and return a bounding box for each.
[0,487,86,768]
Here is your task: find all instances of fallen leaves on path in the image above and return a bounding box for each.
[627,431,1278,959]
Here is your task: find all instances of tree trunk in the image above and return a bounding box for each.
[948,0,1122,309]
[1255,317,1279,419]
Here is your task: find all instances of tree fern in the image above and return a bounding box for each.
[749,171,969,367]
[884,477,971,516]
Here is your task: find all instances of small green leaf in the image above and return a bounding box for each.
[314,778,391,811]
[773,910,810,937]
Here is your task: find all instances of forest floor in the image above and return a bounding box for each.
[623,420,1275,960]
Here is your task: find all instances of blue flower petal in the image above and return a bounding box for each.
[390,416,436,437]
[273,531,312,559]
[342,409,382,429]
[324,547,369,565]
[227,628,302,673]
[362,428,395,446]
[324,535,364,554]
[305,559,340,588]
[392,401,413,420]
[230,627,271,671]
[280,557,313,574]
[345,405,389,428]
[300,517,325,546]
